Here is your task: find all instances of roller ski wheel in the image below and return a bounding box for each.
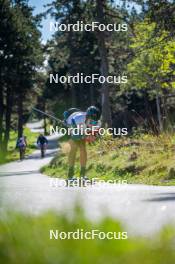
[82,176,91,187]
[66,177,77,187]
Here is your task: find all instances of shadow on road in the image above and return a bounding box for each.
[145,193,175,202]
[0,170,39,177]
[154,192,175,195]
[26,149,58,160]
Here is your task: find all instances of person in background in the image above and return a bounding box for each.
[16,136,27,161]
[37,133,48,158]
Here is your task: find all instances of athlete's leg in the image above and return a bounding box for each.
[19,147,25,160]
[68,139,78,178]
[19,148,23,160]
[79,140,87,177]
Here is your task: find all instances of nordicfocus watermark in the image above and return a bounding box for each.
[50,21,128,32]
[50,73,127,84]
[50,125,128,137]
[50,229,128,240]
[50,178,128,188]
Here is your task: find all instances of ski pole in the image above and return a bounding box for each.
[32,107,64,125]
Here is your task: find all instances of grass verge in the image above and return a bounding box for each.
[41,133,175,185]
[0,127,39,164]
[0,209,175,263]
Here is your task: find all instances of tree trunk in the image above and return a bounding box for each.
[0,83,4,147]
[96,0,112,127]
[67,31,77,108]
[162,95,168,131]
[71,82,77,107]
[90,84,95,105]
[3,86,13,154]
[17,93,23,138]
[43,101,47,135]
[156,93,163,132]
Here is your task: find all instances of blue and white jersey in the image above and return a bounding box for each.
[65,110,101,141]
[66,111,86,128]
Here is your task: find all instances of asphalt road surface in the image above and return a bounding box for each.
[0,121,175,237]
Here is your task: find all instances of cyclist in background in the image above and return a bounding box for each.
[37,134,48,158]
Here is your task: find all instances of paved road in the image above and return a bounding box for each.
[0,122,175,237]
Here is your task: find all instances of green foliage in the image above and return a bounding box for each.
[0,210,175,264]
[45,0,101,109]
[0,0,43,154]
[126,19,175,95]
[42,1,175,132]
